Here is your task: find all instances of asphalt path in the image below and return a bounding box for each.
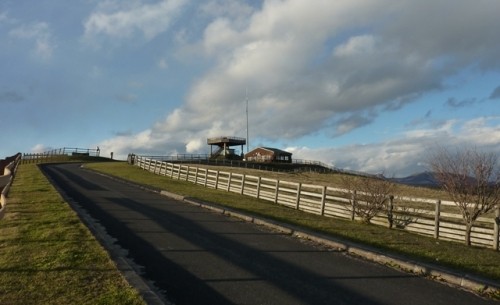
[41,163,497,305]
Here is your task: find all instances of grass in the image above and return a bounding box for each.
[4,160,497,301]
[178,163,450,199]
[86,162,500,290]
[0,163,145,305]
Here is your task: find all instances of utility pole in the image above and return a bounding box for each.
[246,88,249,153]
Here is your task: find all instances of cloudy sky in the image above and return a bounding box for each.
[1,0,499,177]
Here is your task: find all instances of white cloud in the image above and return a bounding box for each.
[98,0,500,175]
[186,138,203,153]
[83,0,187,46]
[99,129,157,157]
[90,65,104,78]
[157,58,168,69]
[30,144,52,153]
[0,12,9,23]
[289,117,500,177]
[200,0,253,20]
[0,11,16,24]
[334,35,376,57]
[461,116,500,145]
[9,22,55,60]
[128,81,144,88]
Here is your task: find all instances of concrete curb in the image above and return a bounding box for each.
[159,192,500,297]
[83,167,500,298]
[45,165,170,305]
[69,200,170,305]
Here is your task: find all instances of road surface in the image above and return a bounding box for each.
[41,163,497,305]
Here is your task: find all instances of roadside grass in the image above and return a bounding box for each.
[0,164,145,305]
[86,162,500,288]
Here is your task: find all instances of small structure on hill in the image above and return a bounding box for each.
[207,136,246,160]
[245,147,292,163]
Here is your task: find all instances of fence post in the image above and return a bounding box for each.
[434,199,441,239]
[274,180,280,203]
[185,166,190,181]
[227,172,232,191]
[204,169,208,187]
[493,206,500,250]
[351,190,357,221]
[387,195,394,229]
[177,165,181,180]
[256,177,261,199]
[320,186,327,216]
[194,167,199,184]
[240,175,245,195]
[215,171,219,190]
[295,183,302,210]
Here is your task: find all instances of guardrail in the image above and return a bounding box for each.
[22,147,101,164]
[139,154,337,173]
[133,155,500,250]
[0,153,22,220]
[2,147,100,220]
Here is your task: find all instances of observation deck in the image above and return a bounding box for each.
[207,136,246,160]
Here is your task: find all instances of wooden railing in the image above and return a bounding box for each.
[0,153,22,220]
[139,155,337,173]
[133,155,500,250]
[22,147,101,164]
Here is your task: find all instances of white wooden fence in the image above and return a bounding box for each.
[134,155,500,249]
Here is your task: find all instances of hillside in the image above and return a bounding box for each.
[390,172,439,187]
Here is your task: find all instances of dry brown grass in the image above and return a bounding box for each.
[183,163,450,199]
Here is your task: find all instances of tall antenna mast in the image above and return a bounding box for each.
[246,88,249,154]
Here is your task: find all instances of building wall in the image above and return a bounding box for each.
[245,147,292,163]
[245,147,274,162]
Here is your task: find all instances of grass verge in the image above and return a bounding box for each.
[0,164,145,305]
[86,162,500,290]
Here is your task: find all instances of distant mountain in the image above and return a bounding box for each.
[390,172,439,187]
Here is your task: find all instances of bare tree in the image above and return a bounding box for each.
[341,175,396,224]
[428,146,500,246]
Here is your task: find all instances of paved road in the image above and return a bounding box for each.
[41,163,497,305]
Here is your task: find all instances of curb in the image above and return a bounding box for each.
[83,167,500,298]
[45,165,170,305]
[159,191,500,297]
[69,199,170,305]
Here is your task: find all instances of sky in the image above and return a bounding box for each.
[1,0,499,177]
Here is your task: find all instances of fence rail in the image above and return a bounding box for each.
[139,154,338,173]
[0,153,22,220]
[22,147,101,164]
[133,155,500,250]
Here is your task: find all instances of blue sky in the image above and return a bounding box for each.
[1,0,499,177]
